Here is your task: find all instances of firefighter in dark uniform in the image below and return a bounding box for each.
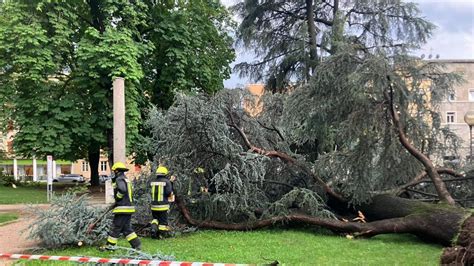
[150,166,175,238]
[101,162,141,250]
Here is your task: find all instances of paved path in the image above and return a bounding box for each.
[0,195,106,254]
[0,216,39,254]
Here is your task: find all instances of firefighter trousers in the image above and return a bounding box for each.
[150,210,171,238]
[107,214,141,248]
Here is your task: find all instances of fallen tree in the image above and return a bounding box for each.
[175,194,471,245]
[142,6,472,262]
[142,86,472,264]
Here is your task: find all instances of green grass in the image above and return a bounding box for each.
[0,185,49,204]
[16,229,443,265]
[0,212,18,224]
[0,183,89,204]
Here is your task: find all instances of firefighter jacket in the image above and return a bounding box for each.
[150,175,173,211]
[112,172,135,214]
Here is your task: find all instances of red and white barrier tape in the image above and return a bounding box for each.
[0,253,254,266]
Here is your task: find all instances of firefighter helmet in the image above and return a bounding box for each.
[111,162,129,172]
[194,167,205,174]
[156,166,169,176]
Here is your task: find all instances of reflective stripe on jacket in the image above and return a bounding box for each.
[150,176,172,211]
[112,172,135,214]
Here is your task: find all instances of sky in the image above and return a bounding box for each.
[222,0,474,88]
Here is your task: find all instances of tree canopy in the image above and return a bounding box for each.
[233,0,434,92]
[0,0,234,184]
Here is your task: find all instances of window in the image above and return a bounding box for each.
[448,92,455,101]
[446,112,455,123]
[100,161,107,172]
[469,89,474,101]
[82,161,89,172]
[443,155,460,167]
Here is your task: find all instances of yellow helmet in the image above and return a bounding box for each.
[111,162,129,171]
[156,166,169,176]
[194,167,205,174]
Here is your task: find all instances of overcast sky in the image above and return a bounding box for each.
[222,0,474,88]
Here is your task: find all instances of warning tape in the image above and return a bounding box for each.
[0,253,255,265]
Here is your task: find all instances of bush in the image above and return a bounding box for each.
[65,183,90,195]
[0,173,15,186]
[28,193,111,249]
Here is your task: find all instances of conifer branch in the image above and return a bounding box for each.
[226,108,346,202]
[384,75,455,205]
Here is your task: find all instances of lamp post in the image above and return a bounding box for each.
[463,111,474,163]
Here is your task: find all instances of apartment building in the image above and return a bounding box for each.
[437,59,474,161]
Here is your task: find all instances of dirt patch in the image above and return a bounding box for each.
[441,215,474,265]
[0,217,39,253]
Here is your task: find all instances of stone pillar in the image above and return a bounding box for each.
[107,77,126,204]
[53,161,57,179]
[13,158,18,181]
[113,77,126,164]
[33,157,37,182]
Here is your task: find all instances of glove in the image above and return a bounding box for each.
[168,193,175,202]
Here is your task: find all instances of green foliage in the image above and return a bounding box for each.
[0,0,234,166]
[0,185,48,204]
[233,0,434,91]
[285,48,462,204]
[143,0,235,109]
[264,188,336,218]
[132,174,153,226]
[0,173,15,186]
[143,90,335,222]
[28,193,111,249]
[64,183,90,195]
[0,212,18,225]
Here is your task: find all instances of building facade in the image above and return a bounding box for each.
[0,125,143,180]
[437,60,474,162]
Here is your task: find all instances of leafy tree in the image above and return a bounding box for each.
[142,0,235,109]
[0,0,234,184]
[233,0,433,91]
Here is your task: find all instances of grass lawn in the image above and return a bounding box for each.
[0,212,18,224]
[0,183,91,204]
[0,185,49,204]
[16,229,443,265]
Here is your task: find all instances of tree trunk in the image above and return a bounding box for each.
[88,149,100,187]
[305,0,318,76]
[385,80,456,205]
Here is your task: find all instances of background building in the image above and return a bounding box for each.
[437,60,474,162]
[0,122,143,181]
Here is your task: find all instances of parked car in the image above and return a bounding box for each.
[99,174,113,184]
[53,174,85,183]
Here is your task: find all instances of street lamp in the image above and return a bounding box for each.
[463,111,474,163]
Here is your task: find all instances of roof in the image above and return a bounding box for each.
[425,59,474,64]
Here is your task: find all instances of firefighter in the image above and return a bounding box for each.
[100,162,141,251]
[150,165,175,239]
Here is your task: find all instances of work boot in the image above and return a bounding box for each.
[99,244,116,252]
[150,223,158,239]
[129,238,142,250]
[159,230,173,238]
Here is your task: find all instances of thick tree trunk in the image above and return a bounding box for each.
[358,195,469,245]
[88,149,100,187]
